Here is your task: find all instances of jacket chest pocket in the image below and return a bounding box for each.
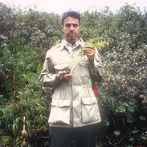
[81,97,100,123]
[54,63,68,73]
[49,100,71,125]
[53,53,70,72]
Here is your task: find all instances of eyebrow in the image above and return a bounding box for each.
[65,23,79,27]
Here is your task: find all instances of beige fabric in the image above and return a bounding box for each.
[40,37,105,127]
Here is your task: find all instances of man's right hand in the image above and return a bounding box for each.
[56,70,73,81]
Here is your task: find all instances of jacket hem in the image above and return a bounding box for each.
[49,119,101,128]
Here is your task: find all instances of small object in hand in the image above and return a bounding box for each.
[62,67,71,74]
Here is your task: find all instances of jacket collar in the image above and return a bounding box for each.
[60,37,84,51]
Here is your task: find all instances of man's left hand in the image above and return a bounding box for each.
[83,45,95,63]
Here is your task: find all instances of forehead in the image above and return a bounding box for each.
[63,16,79,25]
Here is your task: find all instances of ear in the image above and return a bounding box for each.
[61,25,64,32]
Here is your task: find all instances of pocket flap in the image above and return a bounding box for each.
[54,63,67,70]
[82,97,97,105]
[51,100,71,107]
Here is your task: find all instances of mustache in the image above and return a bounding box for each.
[69,30,74,33]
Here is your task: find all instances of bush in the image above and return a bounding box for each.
[97,45,147,146]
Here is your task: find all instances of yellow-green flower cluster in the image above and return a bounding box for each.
[64,38,109,70]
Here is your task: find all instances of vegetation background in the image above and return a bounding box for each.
[0,2,147,146]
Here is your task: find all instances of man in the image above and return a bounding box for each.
[40,11,105,147]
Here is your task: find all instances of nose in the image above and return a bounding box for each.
[70,25,74,30]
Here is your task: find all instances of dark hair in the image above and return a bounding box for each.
[61,11,80,25]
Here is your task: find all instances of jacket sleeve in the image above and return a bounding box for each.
[88,49,105,82]
[39,54,60,88]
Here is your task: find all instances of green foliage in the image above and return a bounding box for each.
[0,2,147,146]
[0,74,51,146]
[80,4,147,50]
[97,45,147,146]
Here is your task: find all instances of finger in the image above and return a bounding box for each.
[84,51,95,56]
[56,71,66,79]
[63,71,73,79]
[64,73,73,78]
[65,77,69,81]
[85,45,95,50]
[58,71,66,76]
[85,45,93,48]
[83,48,95,53]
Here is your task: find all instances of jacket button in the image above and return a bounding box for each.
[73,97,76,100]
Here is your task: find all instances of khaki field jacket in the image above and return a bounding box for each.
[40,38,105,127]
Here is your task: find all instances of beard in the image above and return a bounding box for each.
[67,31,77,43]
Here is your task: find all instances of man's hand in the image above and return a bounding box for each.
[83,45,95,63]
[56,70,73,81]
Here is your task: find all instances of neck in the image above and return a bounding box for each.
[71,42,76,45]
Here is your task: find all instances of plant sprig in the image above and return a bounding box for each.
[65,38,109,70]
[65,47,84,70]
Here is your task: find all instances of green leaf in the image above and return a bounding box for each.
[115,109,119,113]
[127,118,133,123]
[128,99,136,105]
[132,130,139,134]
[140,116,146,121]
[129,137,134,141]
[15,118,19,129]
[128,107,134,113]
[104,120,110,126]
[118,107,126,113]
[0,95,3,98]
[114,130,120,136]
[13,124,16,136]
[121,102,129,107]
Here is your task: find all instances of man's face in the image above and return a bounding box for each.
[62,16,81,43]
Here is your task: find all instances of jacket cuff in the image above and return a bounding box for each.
[89,59,95,69]
[53,75,62,84]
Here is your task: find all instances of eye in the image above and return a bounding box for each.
[73,24,78,28]
[65,24,71,28]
